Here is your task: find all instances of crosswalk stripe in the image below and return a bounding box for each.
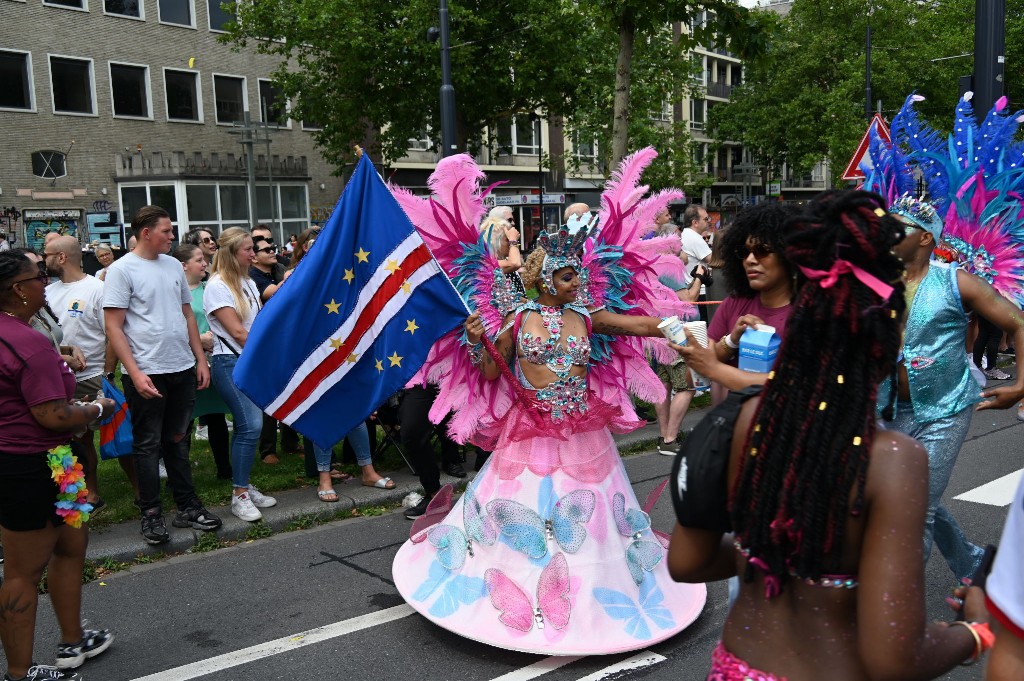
[572,650,667,680]
[954,469,1023,507]
[128,604,415,680]
[488,656,584,681]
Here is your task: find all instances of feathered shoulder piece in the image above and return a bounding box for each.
[389,149,694,445]
[890,92,1024,306]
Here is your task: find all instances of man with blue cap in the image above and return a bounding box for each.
[886,194,1024,583]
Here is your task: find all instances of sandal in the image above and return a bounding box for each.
[317,488,339,502]
[362,477,396,489]
[330,470,352,481]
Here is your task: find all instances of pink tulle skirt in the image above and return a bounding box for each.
[391,416,707,655]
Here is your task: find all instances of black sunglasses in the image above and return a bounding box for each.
[256,246,277,254]
[8,265,48,288]
[740,243,774,260]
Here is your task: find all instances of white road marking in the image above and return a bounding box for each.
[955,469,1023,507]
[572,650,667,680]
[488,656,584,681]
[129,604,415,680]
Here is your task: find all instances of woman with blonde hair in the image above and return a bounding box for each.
[203,227,276,522]
[479,206,524,294]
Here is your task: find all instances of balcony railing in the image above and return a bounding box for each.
[705,81,733,98]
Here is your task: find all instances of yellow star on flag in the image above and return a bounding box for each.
[388,351,403,367]
[329,337,343,350]
[404,319,419,334]
[354,247,371,263]
[401,280,412,294]
[375,359,384,372]
[346,352,359,364]
[385,259,401,275]
[324,299,341,314]
[343,268,355,283]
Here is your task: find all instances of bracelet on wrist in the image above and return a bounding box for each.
[723,334,739,349]
[468,342,484,366]
[951,621,994,665]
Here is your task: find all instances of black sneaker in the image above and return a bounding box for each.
[443,462,467,478]
[404,496,431,520]
[4,663,83,680]
[172,505,222,531]
[140,513,170,545]
[56,629,113,669]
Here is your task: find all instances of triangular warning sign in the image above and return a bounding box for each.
[841,113,891,181]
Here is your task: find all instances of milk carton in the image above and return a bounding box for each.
[738,325,781,374]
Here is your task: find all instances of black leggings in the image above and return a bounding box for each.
[973,316,1001,370]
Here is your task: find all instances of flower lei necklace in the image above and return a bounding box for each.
[46,444,92,528]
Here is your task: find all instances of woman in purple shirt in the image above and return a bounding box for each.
[0,252,117,680]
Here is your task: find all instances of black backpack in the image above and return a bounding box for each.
[670,386,762,533]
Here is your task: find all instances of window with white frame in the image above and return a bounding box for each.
[257,79,288,126]
[0,50,34,111]
[407,129,431,152]
[650,100,672,122]
[496,116,540,156]
[689,99,705,130]
[119,183,180,231]
[256,184,309,242]
[109,62,150,118]
[213,74,245,124]
[572,132,597,163]
[158,0,193,27]
[44,0,87,10]
[207,0,234,31]
[164,69,201,122]
[49,56,95,115]
[104,0,142,18]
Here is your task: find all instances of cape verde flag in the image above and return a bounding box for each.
[234,155,468,449]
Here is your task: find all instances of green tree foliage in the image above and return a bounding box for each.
[710,0,1024,183]
[226,0,762,194]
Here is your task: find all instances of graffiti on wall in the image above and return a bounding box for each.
[23,208,83,252]
[0,206,21,245]
[310,205,334,226]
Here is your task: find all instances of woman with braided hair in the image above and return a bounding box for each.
[668,190,992,680]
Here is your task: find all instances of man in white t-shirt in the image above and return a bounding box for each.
[45,235,138,510]
[986,475,1024,679]
[104,205,220,546]
[680,203,714,322]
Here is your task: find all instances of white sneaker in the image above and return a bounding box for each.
[195,424,209,441]
[986,368,1012,380]
[158,461,168,479]
[231,492,262,522]
[246,485,277,508]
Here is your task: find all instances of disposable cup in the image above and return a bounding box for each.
[657,316,687,345]
[683,321,711,391]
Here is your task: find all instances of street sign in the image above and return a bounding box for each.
[841,113,890,181]
[767,183,781,196]
[488,194,566,206]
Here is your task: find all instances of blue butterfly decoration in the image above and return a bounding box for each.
[593,575,676,640]
[487,476,596,560]
[612,492,665,585]
[426,480,497,570]
[411,559,487,618]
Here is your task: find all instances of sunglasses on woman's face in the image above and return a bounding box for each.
[741,243,774,260]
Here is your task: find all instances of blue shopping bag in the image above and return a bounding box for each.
[98,377,134,460]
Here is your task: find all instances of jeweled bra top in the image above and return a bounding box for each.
[514,302,592,421]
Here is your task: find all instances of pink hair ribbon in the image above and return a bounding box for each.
[799,260,893,300]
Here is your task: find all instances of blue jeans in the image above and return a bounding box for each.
[211,354,263,488]
[313,422,371,473]
[886,402,984,581]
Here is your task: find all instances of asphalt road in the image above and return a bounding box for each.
[12,403,1022,681]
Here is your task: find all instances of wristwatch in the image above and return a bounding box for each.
[105,372,116,381]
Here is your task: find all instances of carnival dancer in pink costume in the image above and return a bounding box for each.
[389,149,707,655]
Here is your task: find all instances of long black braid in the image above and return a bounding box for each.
[728,190,907,589]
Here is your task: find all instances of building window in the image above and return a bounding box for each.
[43,0,87,10]
[31,150,68,179]
[49,56,95,115]
[186,184,218,222]
[572,133,597,163]
[407,129,431,152]
[514,116,539,155]
[218,184,249,221]
[213,74,245,124]
[104,0,142,18]
[119,184,179,228]
[0,50,33,111]
[164,69,202,122]
[207,0,234,31]
[109,63,150,118]
[257,79,288,126]
[689,99,705,130]
[158,0,193,27]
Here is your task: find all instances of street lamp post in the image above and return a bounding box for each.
[431,0,458,158]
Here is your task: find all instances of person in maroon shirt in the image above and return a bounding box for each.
[0,252,117,680]
[678,203,802,396]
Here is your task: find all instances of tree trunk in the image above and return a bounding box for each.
[610,11,635,167]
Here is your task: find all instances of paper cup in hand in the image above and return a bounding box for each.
[658,316,688,345]
[683,321,711,392]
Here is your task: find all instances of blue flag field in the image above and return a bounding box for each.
[234,155,469,449]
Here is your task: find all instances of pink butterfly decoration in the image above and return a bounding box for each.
[410,484,455,543]
[484,552,571,632]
